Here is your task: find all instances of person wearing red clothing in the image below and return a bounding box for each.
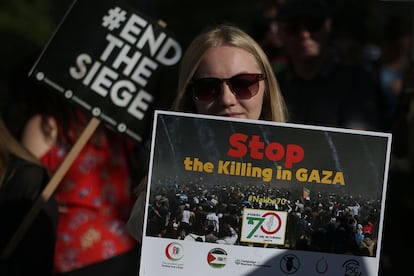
[362,220,375,237]
[21,94,141,276]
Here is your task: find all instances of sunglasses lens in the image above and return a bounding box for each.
[228,74,261,99]
[191,74,264,101]
[192,78,220,101]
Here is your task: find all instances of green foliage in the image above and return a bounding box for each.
[0,0,55,78]
[0,0,54,46]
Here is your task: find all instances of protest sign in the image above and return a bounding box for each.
[29,0,182,143]
[140,110,391,276]
[3,0,182,259]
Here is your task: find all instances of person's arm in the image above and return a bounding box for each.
[21,115,57,158]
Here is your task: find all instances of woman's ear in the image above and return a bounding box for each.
[22,114,57,158]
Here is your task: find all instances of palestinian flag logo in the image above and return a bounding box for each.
[207,248,227,268]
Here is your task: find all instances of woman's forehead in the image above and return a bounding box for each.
[196,46,260,77]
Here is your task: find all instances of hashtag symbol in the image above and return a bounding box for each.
[102,7,127,31]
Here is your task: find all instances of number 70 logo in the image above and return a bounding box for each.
[240,208,287,245]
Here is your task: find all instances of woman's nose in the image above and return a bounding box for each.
[217,81,237,105]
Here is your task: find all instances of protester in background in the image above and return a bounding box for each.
[126,23,288,244]
[399,67,414,173]
[0,116,58,276]
[379,59,414,276]
[251,0,287,74]
[18,88,141,275]
[276,0,381,130]
[378,16,413,131]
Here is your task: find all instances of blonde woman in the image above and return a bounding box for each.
[126,24,288,243]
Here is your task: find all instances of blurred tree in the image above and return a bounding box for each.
[0,0,55,113]
[0,0,55,77]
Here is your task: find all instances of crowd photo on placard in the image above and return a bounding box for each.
[146,173,380,258]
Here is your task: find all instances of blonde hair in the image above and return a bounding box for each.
[172,24,288,122]
[0,117,40,185]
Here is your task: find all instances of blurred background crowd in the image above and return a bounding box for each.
[1,0,413,275]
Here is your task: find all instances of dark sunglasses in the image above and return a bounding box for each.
[283,19,324,34]
[188,73,265,102]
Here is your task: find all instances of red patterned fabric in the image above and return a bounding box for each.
[39,123,137,273]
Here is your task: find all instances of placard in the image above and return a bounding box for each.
[140,110,391,276]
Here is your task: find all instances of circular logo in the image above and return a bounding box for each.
[280,253,300,274]
[207,248,227,268]
[165,242,184,261]
[261,211,282,234]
